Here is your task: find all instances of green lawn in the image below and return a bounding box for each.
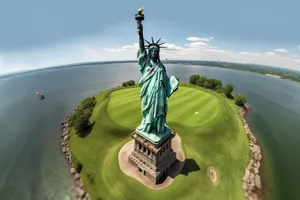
[69,82,250,200]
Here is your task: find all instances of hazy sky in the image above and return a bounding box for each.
[0,0,299,74]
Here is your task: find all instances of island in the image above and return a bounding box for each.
[59,8,263,200]
[59,78,262,200]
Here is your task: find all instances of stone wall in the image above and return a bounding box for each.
[239,107,263,200]
[60,117,91,200]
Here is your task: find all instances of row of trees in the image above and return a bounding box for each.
[122,80,135,87]
[68,96,97,136]
[122,77,179,88]
[189,74,247,106]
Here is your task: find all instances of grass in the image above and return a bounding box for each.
[69,82,250,200]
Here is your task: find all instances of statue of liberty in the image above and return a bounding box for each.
[135,8,179,144]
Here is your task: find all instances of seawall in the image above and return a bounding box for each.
[60,117,91,200]
[239,106,263,200]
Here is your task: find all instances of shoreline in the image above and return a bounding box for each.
[60,116,91,200]
[265,74,281,79]
[59,105,263,200]
[239,105,263,200]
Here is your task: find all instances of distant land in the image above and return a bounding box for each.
[1,60,300,83]
[167,60,300,83]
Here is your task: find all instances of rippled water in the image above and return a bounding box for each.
[0,63,299,200]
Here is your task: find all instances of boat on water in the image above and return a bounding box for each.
[36,92,45,100]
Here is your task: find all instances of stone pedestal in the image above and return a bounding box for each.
[128,131,177,184]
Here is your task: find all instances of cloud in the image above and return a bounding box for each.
[100,38,300,70]
[185,41,209,48]
[0,35,300,75]
[266,52,275,55]
[103,43,139,52]
[163,43,183,51]
[186,37,214,42]
[273,48,289,53]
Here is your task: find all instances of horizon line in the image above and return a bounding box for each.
[0,59,295,79]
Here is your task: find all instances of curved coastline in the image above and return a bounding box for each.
[239,106,263,200]
[60,116,91,200]
[59,100,262,200]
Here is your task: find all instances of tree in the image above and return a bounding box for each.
[234,94,247,106]
[203,79,214,89]
[215,85,224,93]
[127,80,135,86]
[122,80,135,87]
[189,75,200,85]
[205,79,222,90]
[69,108,84,127]
[203,81,209,88]
[215,79,223,88]
[74,109,92,133]
[80,97,96,110]
[196,76,207,86]
[226,84,234,93]
[225,84,234,98]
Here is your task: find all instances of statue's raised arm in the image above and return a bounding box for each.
[135,8,145,52]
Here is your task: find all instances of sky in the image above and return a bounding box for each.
[0,0,300,75]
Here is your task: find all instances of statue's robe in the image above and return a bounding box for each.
[136,49,177,135]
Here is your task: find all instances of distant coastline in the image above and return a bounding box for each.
[265,74,281,79]
[0,60,137,79]
[167,60,300,84]
[1,60,300,84]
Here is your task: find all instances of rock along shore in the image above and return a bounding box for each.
[239,106,263,200]
[60,116,91,200]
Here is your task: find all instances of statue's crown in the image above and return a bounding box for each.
[145,37,166,49]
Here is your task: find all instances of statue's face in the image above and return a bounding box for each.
[149,46,159,59]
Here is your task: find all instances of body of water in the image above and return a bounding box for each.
[0,63,299,200]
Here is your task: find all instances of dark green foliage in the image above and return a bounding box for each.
[73,110,92,134]
[189,74,200,85]
[72,155,83,173]
[69,108,84,127]
[69,96,96,136]
[215,85,224,93]
[226,84,234,93]
[215,79,223,88]
[122,80,135,87]
[208,79,216,89]
[203,81,209,88]
[234,94,247,106]
[79,96,96,111]
[209,79,222,89]
[188,74,244,102]
[225,84,234,98]
[199,78,222,90]
[196,76,207,86]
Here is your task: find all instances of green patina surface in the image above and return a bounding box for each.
[135,48,179,143]
[134,10,179,144]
